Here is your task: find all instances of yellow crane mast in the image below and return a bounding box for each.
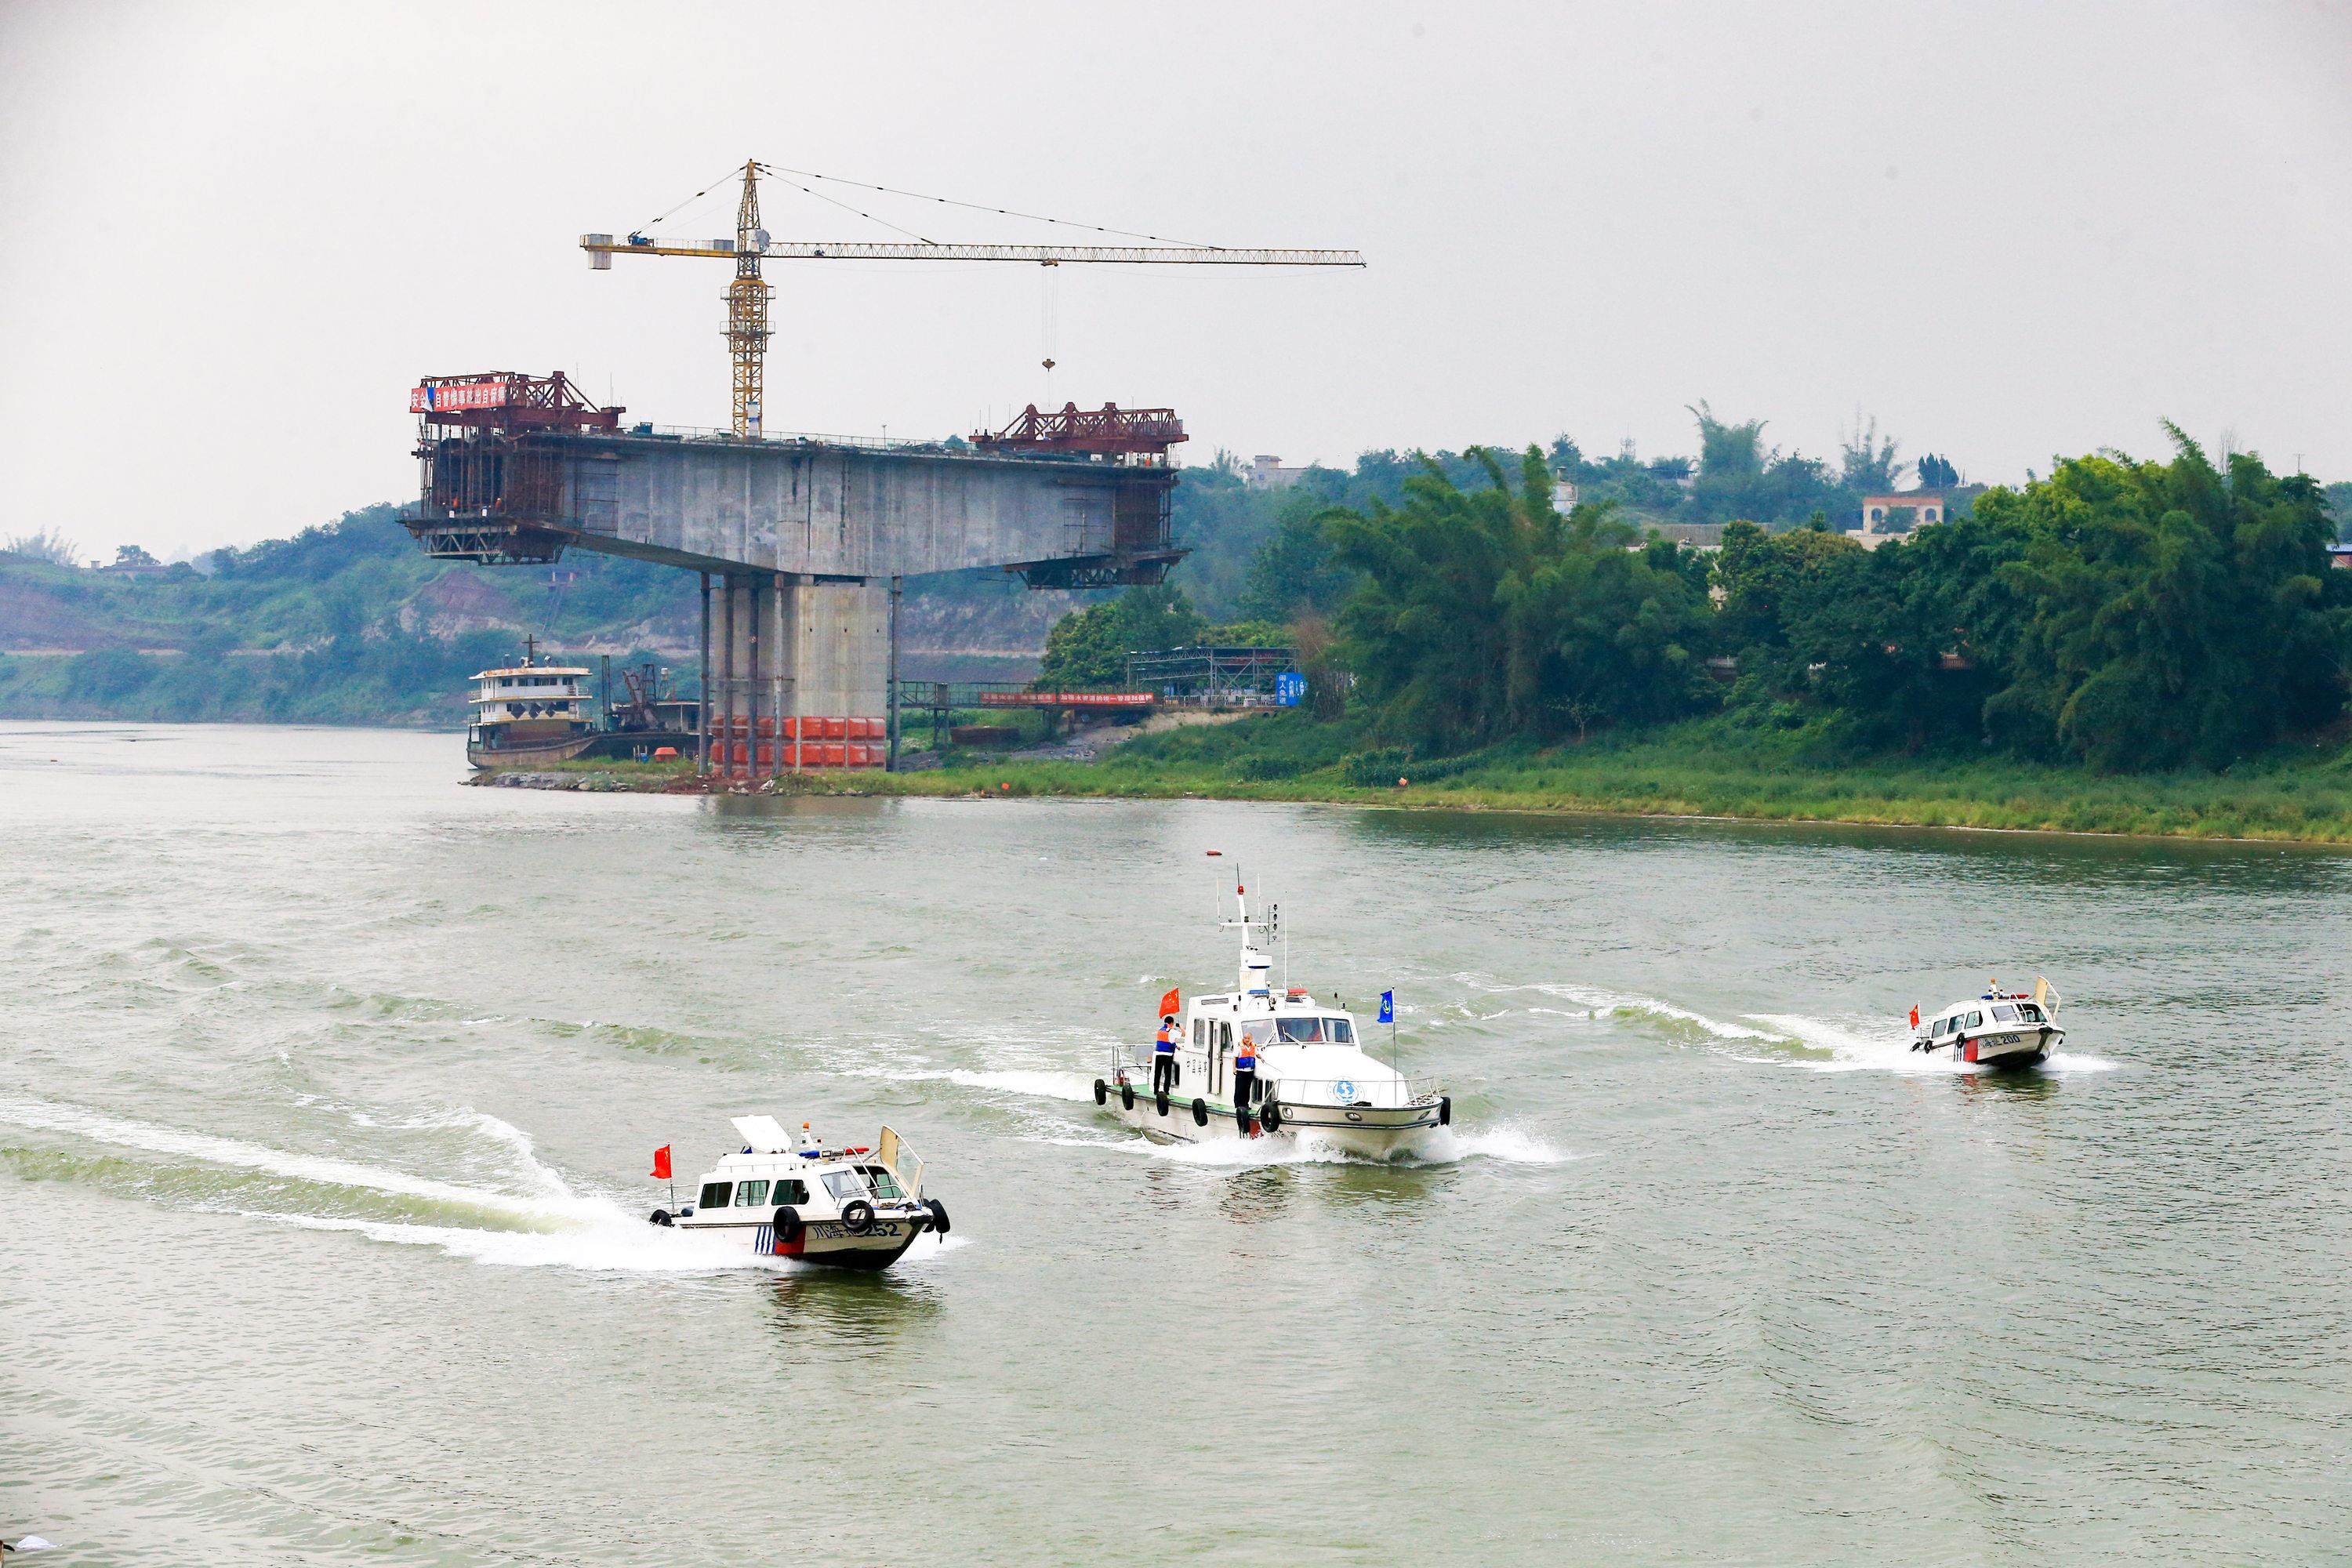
[726,162,770,436]
[583,160,1363,438]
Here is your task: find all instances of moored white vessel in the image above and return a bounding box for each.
[1095,858,1448,1159]
[1909,978,2064,1067]
[649,1115,947,1270]
[467,643,597,767]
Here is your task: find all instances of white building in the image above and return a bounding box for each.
[1247,454,1312,490]
[1851,492,1945,549]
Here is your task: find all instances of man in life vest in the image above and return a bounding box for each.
[1152,1014,1179,1095]
[1232,1029,1261,1120]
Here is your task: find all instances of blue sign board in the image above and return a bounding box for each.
[1275,672,1306,707]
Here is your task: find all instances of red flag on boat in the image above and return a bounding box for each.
[1908,1004,1920,1029]
[1157,985,1181,1018]
[651,1145,672,1180]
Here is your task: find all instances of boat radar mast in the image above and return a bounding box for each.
[1207,849,1279,996]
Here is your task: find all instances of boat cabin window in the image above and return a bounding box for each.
[1991,1004,2019,1023]
[822,1170,868,1201]
[1330,1018,1353,1043]
[699,1181,732,1210]
[2016,1004,2045,1024]
[735,1180,769,1207]
[1276,1017,1323,1043]
[1192,1018,1205,1047]
[858,1164,904,1200]
[772,1179,809,1206]
[1217,1022,1232,1050]
[1965,1011,1984,1029]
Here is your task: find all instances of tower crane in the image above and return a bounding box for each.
[582,160,1364,437]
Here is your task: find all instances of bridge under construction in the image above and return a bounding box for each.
[401,160,1361,775]
[406,372,1194,775]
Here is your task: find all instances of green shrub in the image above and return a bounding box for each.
[1341,746,1412,786]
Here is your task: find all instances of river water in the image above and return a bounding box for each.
[3,721,2347,1566]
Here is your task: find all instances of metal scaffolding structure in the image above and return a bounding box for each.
[1123,646,1295,703]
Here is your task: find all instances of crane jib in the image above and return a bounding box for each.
[578,237,1364,267]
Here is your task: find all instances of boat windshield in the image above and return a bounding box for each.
[857,1164,905,1200]
[821,1170,868,1201]
[1992,1004,2019,1023]
[1276,1017,1353,1044]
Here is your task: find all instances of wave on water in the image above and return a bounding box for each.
[1155,1121,1577,1168]
[246,1210,968,1273]
[1460,974,1786,1042]
[1744,1013,2118,1076]
[844,1065,1101,1103]
[1029,1121,1575,1170]
[1425,1123,1578,1165]
[0,1096,597,1221]
[0,1096,974,1275]
[1461,973,2119,1079]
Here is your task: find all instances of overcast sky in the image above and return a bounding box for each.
[2,2,2347,561]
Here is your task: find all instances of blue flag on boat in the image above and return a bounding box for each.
[1378,990,1395,1024]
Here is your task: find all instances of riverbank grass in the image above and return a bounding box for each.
[471,712,2352,842]
[844,713,2352,842]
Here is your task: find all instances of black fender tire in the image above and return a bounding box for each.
[840,1199,876,1235]
[1192,1097,1208,1127]
[1094,1078,1109,1105]
[772,1207,802,1246]
[648,1207,672,1227]
[1121,1082,1136,1112]
[1439,1095,1452,1127]
[1260,1100,1283,1133]
[926,1197,950,1236]
[1155,1087,1170,1118]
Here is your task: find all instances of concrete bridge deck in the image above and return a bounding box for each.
[408,425,1180,589]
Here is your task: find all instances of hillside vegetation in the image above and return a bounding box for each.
[0,503,1073,724]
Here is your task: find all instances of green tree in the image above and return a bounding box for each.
[1033,586,1207,689]
[1239,489,1359,622]
[2324,481,2352,542]
[1686,401,1841,528]
[1839,417,1903,494]
[1714,513,2031,751]
[1321,446,1714,752]
[1981,430,2348,768]
[4,528,85,568]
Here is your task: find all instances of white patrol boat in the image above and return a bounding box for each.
[1094,861,1449,1159]
[649,1115,948,1270]
[1910,978,2065,1068]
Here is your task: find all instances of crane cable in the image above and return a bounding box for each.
[632,159,1221,252]
[632,164,748,238]
[753,165,935,245]
[761,162,1221,250]
[634,162,935,245]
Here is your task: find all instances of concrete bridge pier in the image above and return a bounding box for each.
[704,573,890,778]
